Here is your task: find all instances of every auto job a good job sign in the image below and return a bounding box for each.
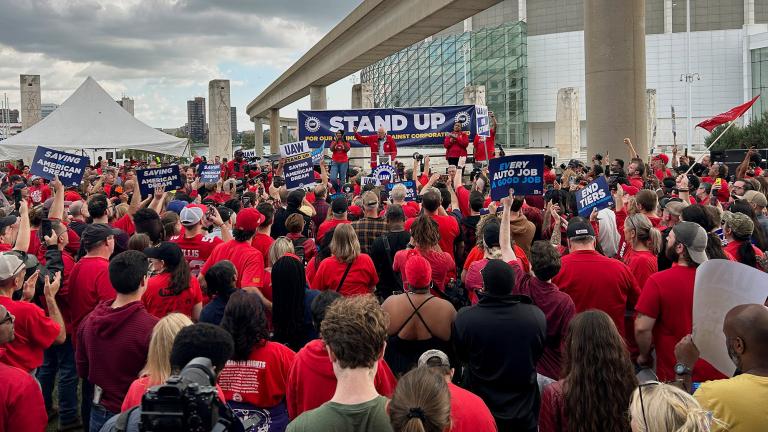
[488,154,544,201]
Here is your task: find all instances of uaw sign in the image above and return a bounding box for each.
[280,141,314,191]
[299,105,481,147]
[30,146,89,187]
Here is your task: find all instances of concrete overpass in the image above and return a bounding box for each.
[246,0,504,154]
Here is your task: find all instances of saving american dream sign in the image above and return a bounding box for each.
[136,165,183,196]
[488,155,545,201]
[197,164,222,184]
[298,105,482,147]
[575,176,614,217]
[30,146,89,187]
[280,141,314,191]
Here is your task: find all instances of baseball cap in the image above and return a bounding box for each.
[167,199,187,215]
[234,208,265,231]
[721,211,754,238]
[0,253,25,280]
[483,221,500,248]
[418,349,451,368]
[743,190,768,208]
[81,223,120,250]
[404,251,432,289]
[331,197,348,215]
[143,242,183,266]
[12,183,27,192]
[671,221,708,265]
[566,217,595,238]
[0,215,17,230]
[653,153,670,165]
[180,206,204,226]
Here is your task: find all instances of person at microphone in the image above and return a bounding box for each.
[353,125,398,169]
[443,121,469,166]
[329,130,351,192]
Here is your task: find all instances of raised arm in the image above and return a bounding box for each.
[499,188,518,263]
[623,138,639,160]
[128,180,142,216]
[735,146,755,180]
[49,176,66,221]
[14,200,30,252]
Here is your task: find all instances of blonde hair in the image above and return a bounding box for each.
[331,224,361,263]
[268,237,295,267]
[114,203,130,220]
[624,213,662,255]
[139,313,193,385]
[628,382,723,432]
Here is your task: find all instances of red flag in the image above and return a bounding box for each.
[696,95,760,132]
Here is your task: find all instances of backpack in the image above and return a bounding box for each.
[291,236,307,264]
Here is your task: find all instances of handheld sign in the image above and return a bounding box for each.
[241,149,257,159]
[488,155,544,201]
[361,176,380,187]
[136,165,183,196]
[386,181,417,201]
[476,105,490,138]
[198,164,222,184]
[280,140,314,191]
[312,143,326,165]
[30,146,89,187]
[575,176,614,217]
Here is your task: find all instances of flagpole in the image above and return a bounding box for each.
[684,120,737,175]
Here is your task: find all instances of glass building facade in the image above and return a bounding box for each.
[360,21,528,148]
[751,46,768,119]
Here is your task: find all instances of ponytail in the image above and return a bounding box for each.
[737,236,758,268]
[705,233,728,260]
[388,368,451,432]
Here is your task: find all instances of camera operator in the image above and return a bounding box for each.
[99,323,241,432]
[226,151,248,180]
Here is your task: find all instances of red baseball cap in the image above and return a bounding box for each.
[404,251,432,289]
[235,208,265,231]
[653,154,669,165]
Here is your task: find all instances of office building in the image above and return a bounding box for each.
[117,97,134,116]
[230,106,237,140]
[41,103,58,119]
[0,108,19,123]
[187,97,207,142]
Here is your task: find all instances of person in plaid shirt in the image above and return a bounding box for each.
[351,191,388,255]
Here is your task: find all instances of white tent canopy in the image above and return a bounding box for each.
[0,76,188,162]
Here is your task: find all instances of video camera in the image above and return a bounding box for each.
[140,357,236,432]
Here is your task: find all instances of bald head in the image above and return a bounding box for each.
[724,304,768,370]
[377,127,386,137]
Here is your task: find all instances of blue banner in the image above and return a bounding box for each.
[136,165,183,196]
[576,176,614,217]
[197,164,222,184]
[489,155,545,201]
[386,180,418,201]
[30,146,89,187]
[298,105,479,147]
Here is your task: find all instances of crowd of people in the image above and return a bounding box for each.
[0,133,767,432]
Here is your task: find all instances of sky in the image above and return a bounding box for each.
[0,0,362,130]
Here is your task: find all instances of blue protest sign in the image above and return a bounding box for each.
[372,164,396,184]
[312,143,326,165]
[299,105,479,147]
[198,164,221,184]
[136,165,183,196]
[280,140,314,191]
[488,155,545,201]
[476,105,490,137]
[575,176,614,217]
[30,146,89,187]
[386,181,417,201]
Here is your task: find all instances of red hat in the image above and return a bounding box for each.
[235,208,265,231]
[622,185,640,196]
[404,251,432,289]
[653,153,669,165]
[347,205,363,218]
[64,191,82,202]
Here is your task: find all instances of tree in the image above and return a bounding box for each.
[706,111,768,150]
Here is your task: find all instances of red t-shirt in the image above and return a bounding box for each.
[330,139,350,163]
[462,245,530,275]
[218,341,295,408]
[393,248,453,291]
[170,232,223,277]
[635,265,726,382]
[405,214,459,259]
[121,375,227,412]
[316,219,351,242]
[0,243,10,252]
[112,213,135,235]
[552,250,639,339]
[724,240,765,267]
[28,184,51,205]
[286,339,397,419]
[311,255,378,296]
[623,249,658,289]
[141,272,203,319]
[700,177,730,203]
[0,297,60,372]
[67,256,116,346]
[472,129,495,162]
[0,354,48,432]
[251,233,274,267]
[448,382,496,432]
[200,240,265,289]
[206,192,231,204]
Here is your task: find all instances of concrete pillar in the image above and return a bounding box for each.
[269,108,280,155]
[350,84,373,168]
[309,85,327,110]
[664,0,673,34]
[519,0,527,22]
[463,85,486,105]
[254,118,264,157]
[555,88,580,160]
[647,89,658,153]
[20,75,41,130]
[584,0,647,161]
[208,80,232,159]
[745,0,755,25]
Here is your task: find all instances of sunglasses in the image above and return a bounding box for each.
[630,381,660,431]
